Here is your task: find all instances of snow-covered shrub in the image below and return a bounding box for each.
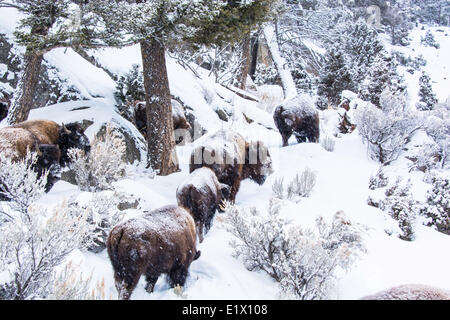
[355,95,422,164]
[320,135,336,152]
[287,168,317,199]
[420,175,449,235]
[417,72,438,111]
[409,142,442,172]
[48,262,106,300]
[68,124,127,192]
[0,151,48,214]
[369,167,389,190]
[0,202,90,300]
[421,30,440,49]
[254,64,279,86]
[224,200,365,300]
[67,191,127,252]
[272,177,285,199]
[424,114,450,169]
[379,178,418,241]
[273,169,317,200]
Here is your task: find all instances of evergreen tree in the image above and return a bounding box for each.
[317,46,352,108]
[421,30,440,49]
[359,51,406,108]
[420,176,449,235]
[417,72,438,111]
[343,21,384,85]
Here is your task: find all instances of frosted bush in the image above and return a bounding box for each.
[355,97,422,164]
[272,177,285,199]
[67,191,129,252]
[224,200,365,300]
[68,124,127,192]
[369,167,389,190]
[320,135,336,152]
[0,151,48,215]
[0,202,90,300]
[287,168,317,199]
[48,262,106,300]
[273,169,317,200]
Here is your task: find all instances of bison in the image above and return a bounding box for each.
[10,120,90,166]
[107,205,200,300]
[0,101,7,122]
[361,284,450,300]
[133,100,190,141]
[274,94,320,147]
[0,141,61,200]
[189,130,273,202]
[176,167,230,242]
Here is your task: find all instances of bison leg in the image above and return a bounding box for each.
[281,133,290,147]
[114,266,144,300]
[229,178,241,203]
[196,221,204,243]
[168,264,189,288]
[144,270,160,294]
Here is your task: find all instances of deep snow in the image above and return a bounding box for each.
[0,7,449,300]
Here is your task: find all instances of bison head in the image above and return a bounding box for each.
[58,122,91,166]
[34,144,61,192]
[245,140,274,185]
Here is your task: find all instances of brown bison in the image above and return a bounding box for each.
[176,167,230,242]
[361,284,450,300]
[0,101,7,122]
[9,120,90,166]
[133,100,190,141]
[189,130,273,202]
[274,94,320,147]
[0,141,61,200]
[107,205,200,300]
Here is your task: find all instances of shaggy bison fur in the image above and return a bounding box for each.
[0,101,7,122]
[133,100,190,141]
[10,120,90,166]
[361,284,450,300]
[176,167,230,242]
[189,130,273,202]
[273,95,320,147]
[107,205,200,300]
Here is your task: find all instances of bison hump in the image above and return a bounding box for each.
[279,94,317,118]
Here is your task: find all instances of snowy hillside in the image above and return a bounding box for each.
[0,3,449,302]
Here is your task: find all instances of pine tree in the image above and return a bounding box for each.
[317,45,352,108]
[359,52,406,108]
[343,21,384,85]
[421,30,440,49]
[420,176,449,235]
[417,72,438,111]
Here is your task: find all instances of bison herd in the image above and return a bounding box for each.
[0,95,324,299]
[107,129,274,299]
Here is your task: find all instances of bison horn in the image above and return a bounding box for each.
[35,145,42,156]
[62,123,71,134]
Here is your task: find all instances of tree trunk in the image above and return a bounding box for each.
[263,24,297,100]
[249,33,259,81]
[140,39,179,175]
[7,49,44,124]
[238,35,251,90]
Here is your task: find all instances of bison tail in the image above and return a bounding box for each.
[107,227,125,276]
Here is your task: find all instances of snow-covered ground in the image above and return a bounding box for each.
[1,8,449,300]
